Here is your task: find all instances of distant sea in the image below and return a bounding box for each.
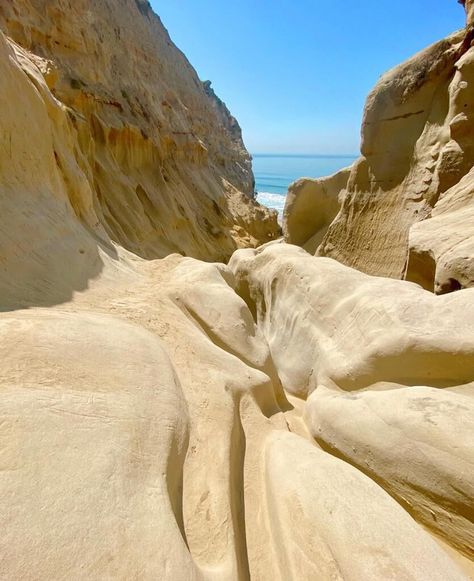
[253,154,358,216]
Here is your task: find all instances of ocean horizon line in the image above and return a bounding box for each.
[251,153,358,159]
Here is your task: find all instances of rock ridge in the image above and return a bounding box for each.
[283,4,474,293]
[0,0,279,271]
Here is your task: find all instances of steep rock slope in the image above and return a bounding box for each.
[0,0,278,269]
[0,1,473,579]
[284,6,474,289]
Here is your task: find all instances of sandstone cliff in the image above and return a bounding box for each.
[284,10,474,292]
[463,0,474,26]
[0,0,278,279]
[0,1,473,579]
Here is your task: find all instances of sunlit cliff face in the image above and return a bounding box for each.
[0,1,472,580]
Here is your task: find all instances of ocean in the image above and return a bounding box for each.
[253,154,357,216]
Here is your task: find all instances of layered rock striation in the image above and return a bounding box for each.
[284,7,474,292]
[0,1,473,579]
[0,0,278,277]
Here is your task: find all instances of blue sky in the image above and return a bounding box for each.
[152,1,465,155]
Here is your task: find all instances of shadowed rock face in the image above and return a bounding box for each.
[284,4,474,291]
[0,1,473,579]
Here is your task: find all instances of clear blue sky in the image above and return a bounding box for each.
[152,1,465,155]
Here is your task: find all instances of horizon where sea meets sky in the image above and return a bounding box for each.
[153,0,465,155]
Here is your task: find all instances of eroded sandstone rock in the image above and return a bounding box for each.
[407,166,474,292]
[266,430,468,581]
[0,0,279,269]
[282,167,350,254]
[0,0,473,578]
[230,243,474,560]
[284,4,474,288]
[0,310,199,579]
[1,247,472,579]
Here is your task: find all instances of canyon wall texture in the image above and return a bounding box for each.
[0,0,473,579]
[464,0,474,26]
[0,0,278,277]
[284,14,474,292]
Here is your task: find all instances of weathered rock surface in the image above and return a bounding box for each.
[0,0,278,268]
[407,166,474,292]
[266,431,469,581]
[282,167,350,254]
[0,0,473,579]
[463,0,474,26]
[284,7,474,288]
[231,243,474,565]
[0,310,200,580]
[0,242,472,579]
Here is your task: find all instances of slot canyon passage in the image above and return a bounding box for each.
[0,0,474,579]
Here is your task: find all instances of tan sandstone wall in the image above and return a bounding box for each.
[0,0,279,275]
[284,4,474,291]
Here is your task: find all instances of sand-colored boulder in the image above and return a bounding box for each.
[307,385,474,558]
[407,146,474,293]
[282,167,350,254]
[230,243,474,558]
[407,179,474,292]
[0,310,200,580]
[230,244,474,397]
[266,431,467,580]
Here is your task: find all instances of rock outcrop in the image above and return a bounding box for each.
[0,0,278,273]
[406,166,474,292]
[2,244,473,579]
[463,0,474,26]
[282,167,350,254]
[284,8,474,291]
[230,244,474,561]
[0,0,473,579]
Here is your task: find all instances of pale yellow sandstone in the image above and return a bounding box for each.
[0,0,472,578]
[0,0,279,268]
[230,243,474,560]
[266,431,468,581]
[284,4,474,286]
[282,167,350,254]
[407,166,474,292]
